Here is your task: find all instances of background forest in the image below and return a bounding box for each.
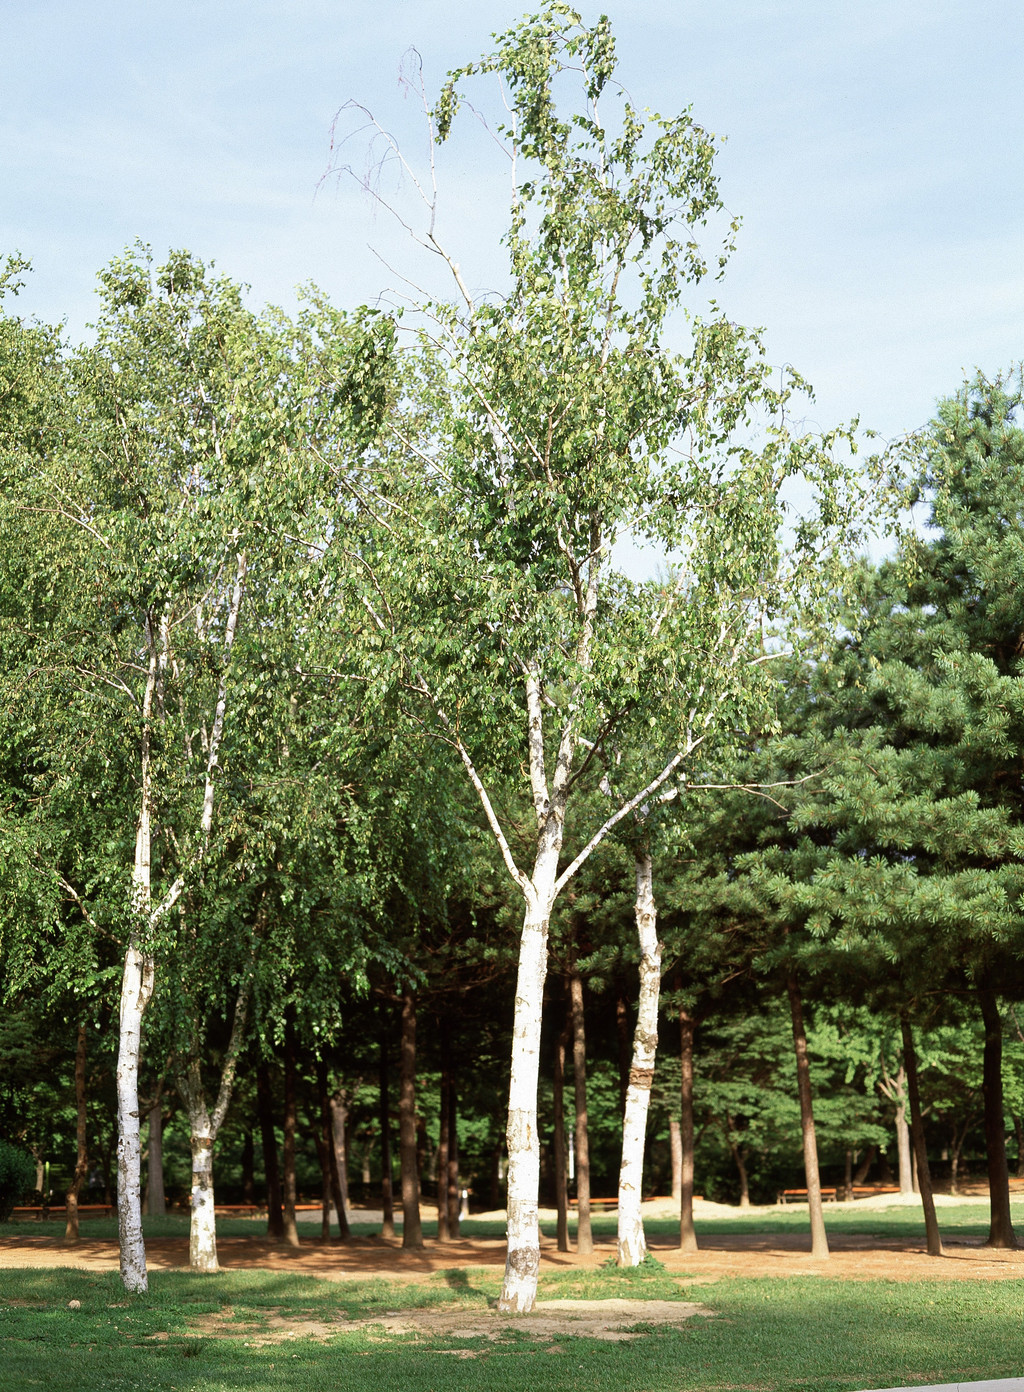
[3,3,1024,1311]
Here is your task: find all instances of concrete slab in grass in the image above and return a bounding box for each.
[861,1380,1024,1392]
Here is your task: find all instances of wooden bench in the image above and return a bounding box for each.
[777,1187,838,1205]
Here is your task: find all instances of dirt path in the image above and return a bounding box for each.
[4,1227,1024,1284]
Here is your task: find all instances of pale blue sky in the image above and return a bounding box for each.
[3,0,1023,447]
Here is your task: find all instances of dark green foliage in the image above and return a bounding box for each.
[0,1137,35,1219]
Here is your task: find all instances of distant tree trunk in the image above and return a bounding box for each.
[894,1065,914,1197]
[282,1011,300,1248]
[852,1145,876,1186]
[570,970,593,1255]
[617,849,661,1267]
[317,1060,348,1241]
[669,1115,682,1204]
[724,1116,750,1207]
[787,975,829,1259]
[145,1098,167,1216]
[399,990,424,1248]
[437,1046,450,1242]
[843,1148,853,1202]
[615,989,631,1119]
[447,1067,460,1239]
[379,1029,396,1238]
[329,1094,351,1234]
[553,1013,570,1252]
[679,1008,698,1253]
[900,1014,943,1257]
[64,1023,89,1243]
[256,1061,285,1240]
[241,1127,255,1205]
[979,986,1018,1249]
[313,1125,332,1243]
[1014,1114,1024,1180]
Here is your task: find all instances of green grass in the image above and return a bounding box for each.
[3,1259,1024,1391]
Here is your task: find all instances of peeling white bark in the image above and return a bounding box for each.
[617,851,661,1267]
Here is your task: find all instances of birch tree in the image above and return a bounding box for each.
[337,4,863,1311]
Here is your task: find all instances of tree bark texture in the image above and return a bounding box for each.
[116,938,154,1293]
[399,990,424,1248]
[679,1008,698,1252]
[437,1057,450,1242]
[317,1061,349,1241]
[669,1115,682,1205]
[617,850,661,1266]
[498,892,553,1311]
[64,1023,88,1243]
[787,976,829,1259]
[553,1015,570,1252]
[979,986,1018,1248]
[256,1062,285,1240]
[893,1065,914,1197]
[329,1095,351,1237]
[570,969,593,1258]
[379,1030,396,1238]
[900,1015,943,1256]
[282,1012,300,1248]
[446,1072,460,1239]
[146,1104,167,1216]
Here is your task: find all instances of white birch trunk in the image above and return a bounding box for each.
[498,853,557,1313]
[617,851,661,1267]
[117,938,154,1292]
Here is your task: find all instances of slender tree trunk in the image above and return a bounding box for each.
[329,1094,351,1236]
[669,1115,682,1205]
[316,1061,348,1241]
[787,976,829,1259]
[570,968,593,1258]
[447,1072,460,1238]
[900,1014,943,1256]
[146,1103,166,1216]
[437,1051,450,1242]
[117,937,154,1292]
[617,850,661,1266]
[679,1008,698,1252]
[64,1023,88,1243]
[553,1015,570,1252]
[1014,1114,1024,1180]
[894,1066,914,1197]
[843,1148,853,1202]
[379,1029,395,1238]
[950,1130,963,1196]
[615,990,631,1120]
[256,1062,285,1240]
[979,986,1018,1248]
[313,1127,332,1242]
[241,1128,255,1205]
[724,1119,751,1207]
[399,990,424,1248]
[282,1012,300,1248]
[853,1144,876,1186]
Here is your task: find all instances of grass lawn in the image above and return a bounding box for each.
[5,1204,1024,1391]
[3,1259,1024,1391]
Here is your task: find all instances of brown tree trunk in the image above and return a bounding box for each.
[853,1144,876,1186]
[900,1014,943,1256]
[256,1061,285,1241]
[787,976,829,1258]
[669,1115,682,1204]
[724,1116,750,1207]
[282,1012,300,1248]
[437,1047,450,1242]
[241,1127,255,1206]
[313,1126,332,1243]
[145,1096,167,1217]
[379,1029,396,1238]
[679,1007,698,1252]
[1014,1114,1024,1180]
[843,1148,853,1202]
[979,986,1018,1248]
[399,990,424,1248]
[615,989,631,1119]
[317,1060,349,1241]
[447,1067,460,1238]
[64,1023,88,1243]
[570,971,593,1255]
[553,1015,570,1252]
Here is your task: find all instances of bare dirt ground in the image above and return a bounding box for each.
[4,1196,1024,1285]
